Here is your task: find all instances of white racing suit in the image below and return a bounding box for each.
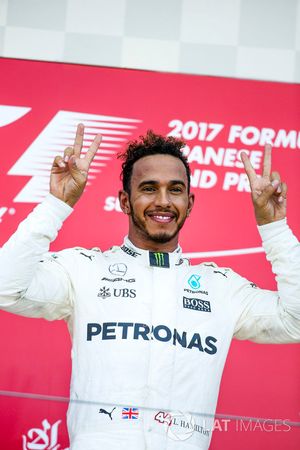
[0,194,300,450]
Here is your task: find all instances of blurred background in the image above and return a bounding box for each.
[0,0,299,82]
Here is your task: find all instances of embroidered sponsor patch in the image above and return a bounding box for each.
[188,274,201,289]
[149,252,170,268]
[109,263,127,276]
[122,407,139,419]
[121,245,141,258]
[183,296,211,312]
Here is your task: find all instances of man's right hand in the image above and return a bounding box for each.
[50,124,102,207]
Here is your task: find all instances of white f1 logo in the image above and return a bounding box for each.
[4,108,141,203]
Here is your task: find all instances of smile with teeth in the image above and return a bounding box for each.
[148,213,175,224]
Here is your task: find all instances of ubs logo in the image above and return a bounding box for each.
[97,287,136,299]
[114,288,136,298]
[98,287,111,299]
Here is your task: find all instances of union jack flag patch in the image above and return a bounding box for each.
[122,407,139,419]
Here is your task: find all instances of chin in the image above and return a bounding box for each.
[147,231,177,244]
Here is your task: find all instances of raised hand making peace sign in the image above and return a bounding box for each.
[50,124,102,207]
[241,144,287,225]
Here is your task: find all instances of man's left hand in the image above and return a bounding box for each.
[241,144,287,225]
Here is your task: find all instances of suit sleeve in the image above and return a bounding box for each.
[0,194,74,321]
[232,219,300,343]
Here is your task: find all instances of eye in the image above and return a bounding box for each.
[142,186,156,192]
[170,186,183,193]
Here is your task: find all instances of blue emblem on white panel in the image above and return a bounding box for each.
[188,274,201,290]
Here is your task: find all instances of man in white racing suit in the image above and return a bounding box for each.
[0,125,299,449]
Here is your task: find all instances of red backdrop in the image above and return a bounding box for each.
[0,57,299,449]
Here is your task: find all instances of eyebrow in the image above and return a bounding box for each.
[138,180,186,188]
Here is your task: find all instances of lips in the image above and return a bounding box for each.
[146,211,176,224]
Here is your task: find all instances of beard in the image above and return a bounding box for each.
[129,200,187,244]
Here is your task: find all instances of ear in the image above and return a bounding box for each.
[118,190,131,215]
[187,192,195,217]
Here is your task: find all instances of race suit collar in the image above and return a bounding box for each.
[121,237,184,268]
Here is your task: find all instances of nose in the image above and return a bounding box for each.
[154,188,171,208]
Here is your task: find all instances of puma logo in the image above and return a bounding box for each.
[80,252,94,261]
[213,270,228,278]
[99,407,116,420]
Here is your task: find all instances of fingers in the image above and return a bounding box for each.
[262,144,272,178]
[280,182,288,203]
[63,146,74,163]
[52,147,74,170]
[255,182,279,208]
[84,133,102,165]
[73,123,84,157]
[256,176,287,206]
[52,128,101,175]
[52,155,66,169]
[240,151,257,186]
[270,171,287,203]
[270,171,281,192]
[270,171,280,182]
[242,144,272,182]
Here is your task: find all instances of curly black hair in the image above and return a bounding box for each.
[118,130,190,194]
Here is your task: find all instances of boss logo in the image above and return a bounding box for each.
[121,245,141,258]
[183,297,211,313]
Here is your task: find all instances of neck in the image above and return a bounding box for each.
[128,232,179,253]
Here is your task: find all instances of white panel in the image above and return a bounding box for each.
[296,0,300,50]
[180,43,236,77]
[239,0,297,49]
[181,0,240,45]
[3,27,65,60]
[124,0,182,40]
[64,33,122,66]
[295,52,300,82]
[0,0,8,26]
[66,0,126,36]
[122,37,180,72]
[0,105,31,127]
[237,47,295,82]
[6,0,67,30]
